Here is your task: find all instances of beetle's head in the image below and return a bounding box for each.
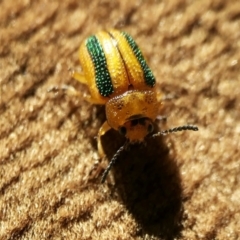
[118,117,154,143]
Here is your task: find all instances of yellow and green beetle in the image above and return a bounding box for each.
[72,29,198,183]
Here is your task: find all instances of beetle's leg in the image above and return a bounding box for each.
[83,121,112,183]
[48,84,87,102]
[71,71,88,84]
[48,83,100,104]
[156,115,167,122]
[86,159,104,183]
[66,86,99,104]
[97,121,112,157]
[156,92,162,102]
[65,86,98,104]
[155,92,167,123]
[71,71,91,100]
[162,93,178,101]
[71,71,105,104]
[48,84,81,96]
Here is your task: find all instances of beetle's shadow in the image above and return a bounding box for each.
[101,128,183,239]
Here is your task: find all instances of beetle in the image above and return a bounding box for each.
[72,29,198,183]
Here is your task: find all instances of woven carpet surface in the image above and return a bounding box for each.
[1,0,240,239]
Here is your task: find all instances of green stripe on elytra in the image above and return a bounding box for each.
[121,32,155,87]
[86,36,114,97]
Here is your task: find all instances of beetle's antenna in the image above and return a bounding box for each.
[151,125,198,138]
[101,141,128,183]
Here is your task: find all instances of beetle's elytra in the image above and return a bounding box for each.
[72,29,198,183]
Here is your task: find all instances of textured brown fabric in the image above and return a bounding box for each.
[1,0,240,239]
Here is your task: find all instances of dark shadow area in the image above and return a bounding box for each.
[100,126,183,240]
